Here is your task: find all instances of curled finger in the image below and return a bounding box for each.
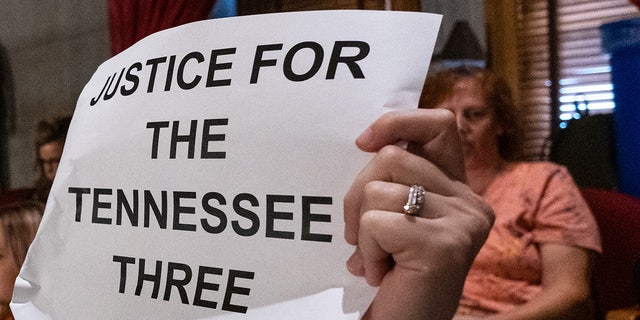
[344,145,468,244]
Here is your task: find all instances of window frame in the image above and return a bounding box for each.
[485,0,639,160]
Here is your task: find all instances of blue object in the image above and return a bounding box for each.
[210,0,237,18]
[601,17,640,198]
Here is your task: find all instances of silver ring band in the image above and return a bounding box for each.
[403,185,425,215]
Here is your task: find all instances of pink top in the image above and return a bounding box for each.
[457,162,602,315]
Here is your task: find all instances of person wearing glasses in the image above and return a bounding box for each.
[419,65,601,320]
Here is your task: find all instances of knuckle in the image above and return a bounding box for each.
[458,193,495,242]
[376,145,406,163]
[363,180,388,197]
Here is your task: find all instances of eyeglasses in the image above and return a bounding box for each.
[39,158,61,166]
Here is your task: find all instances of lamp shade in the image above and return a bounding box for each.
[436,20,484,60]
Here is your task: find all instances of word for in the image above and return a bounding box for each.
[69,187,333,243]
[113,255,254,313]
[89,41,370,106]
[146,119,228,159]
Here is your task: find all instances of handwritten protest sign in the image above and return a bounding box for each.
[12,10,441,319]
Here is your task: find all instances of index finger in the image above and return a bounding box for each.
[356,108,465,181]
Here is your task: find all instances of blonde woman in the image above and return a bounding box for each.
[0,201,44,320]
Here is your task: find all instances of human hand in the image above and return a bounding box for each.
[452,315,486,320]
[344,109,494,320]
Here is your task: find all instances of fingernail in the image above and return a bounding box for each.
[356,127,373,148]
[346,251,364,276]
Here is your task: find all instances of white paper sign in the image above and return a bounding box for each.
[13,10,441,319]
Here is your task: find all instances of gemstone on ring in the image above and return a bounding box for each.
[403,185,425,215]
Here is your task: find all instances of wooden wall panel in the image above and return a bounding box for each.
[484,0,520,103]
[281,0,359,11]
[236,0,279,15]
[237,0,419,15]
[389,0,420,11]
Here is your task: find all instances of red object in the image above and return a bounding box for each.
[0,188,34,206]
[108,0,217,56]
[631,0,640,9]
[581,188,640,317]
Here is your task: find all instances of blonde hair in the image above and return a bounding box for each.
[419,65,524,160]
[0,200,44,268]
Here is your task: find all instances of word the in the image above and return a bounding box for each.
[146,118,228,159]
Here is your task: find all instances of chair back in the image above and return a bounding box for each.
[581,188,640,317]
